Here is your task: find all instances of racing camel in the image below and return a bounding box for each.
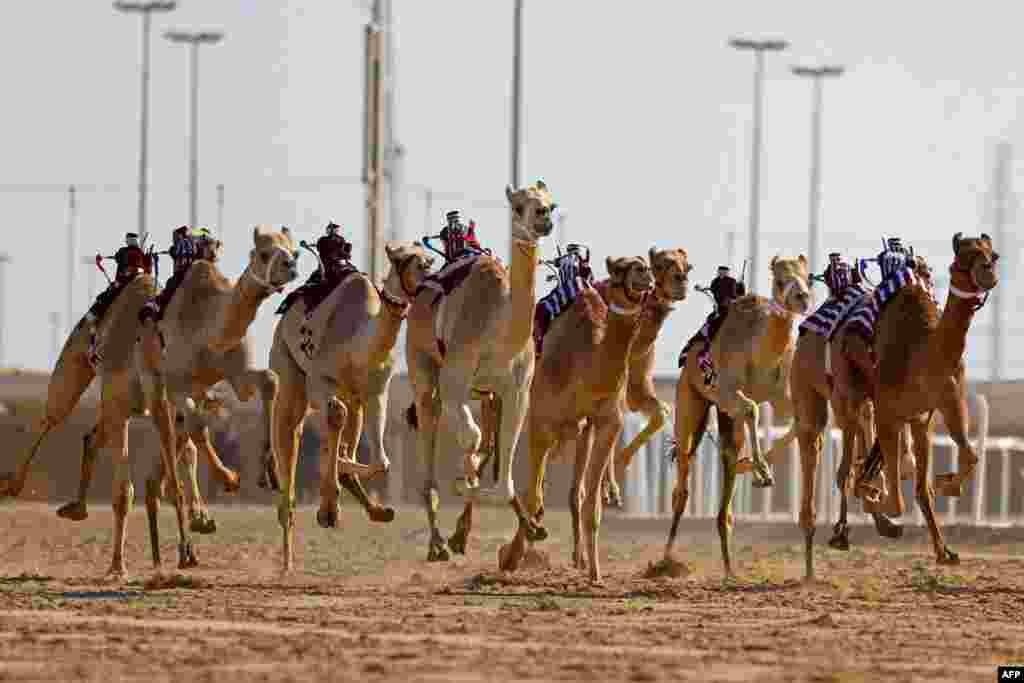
[501,255,657,581]
[662,255,812,578]
[856,233,998,565]
[270,241,434,572]
[133,225,298,574]
[404,180,554,562]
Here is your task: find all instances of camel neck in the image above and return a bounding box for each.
[368,279,409,365]
[600,305,644,375]
[630,297,675,360]
[212,270,266,353]
[933,273,982,374]
[507,237,539,353]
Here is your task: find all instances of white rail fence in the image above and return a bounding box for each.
[621,393,1024,527]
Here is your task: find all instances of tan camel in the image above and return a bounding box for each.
[781,257,932,579]
[660,255,811,577]
[602,247,692,508]
[500,256,656,581]
[133,225,299,573]
[270,241,434,572]
[855,233,997,565]
[404,180,554,562]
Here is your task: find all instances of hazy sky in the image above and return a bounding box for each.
[3,1,1022,377]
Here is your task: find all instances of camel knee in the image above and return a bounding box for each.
[445,403,481,454]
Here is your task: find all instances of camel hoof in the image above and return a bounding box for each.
[427,542,450,562]
[178,543,198,569]
[367,506,395,524]
[316,505,340,529]
[258,457,281,492]
[497,543,519,572]
[606,487,623,509]
[190,516,217,535]
[106,563,127,578]
[873,514,902,539]
[525,522,548,543]
[934,473,964,497]
[223,473,241,495]
[938,546,960,565]
[573,554,587,571]
[827,522,850,551]
[57,500,89,522]
[752,474,774,489]
[855,483,882,504]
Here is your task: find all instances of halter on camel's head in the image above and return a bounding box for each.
[648,247,692,306]
[769,254,812,316]
[949,232,999,309]
[505,180,556,245]
[246,225,300,294]
[605,255,655,315]
[380,241,435,315]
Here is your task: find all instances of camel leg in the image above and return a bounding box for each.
[867,421,906,517]
[714,411,743,578]
[664,381,709,563]
[228,368,280,492]
[179,435,216,535]
[581,405,623,583]
[339,396,396,525]
[190,423,239,495]
[570,422,594,570]
[795,398,827,580]
[910,414,958,564]
[409,355,448,562]
[717,374,772,487]
[934,375,978,497]
[312,384,346,530]
[56,425,99,522]
[501,419,556,572]
[830,425,853,551]
[270,341,308,573]
[97,371,135,577]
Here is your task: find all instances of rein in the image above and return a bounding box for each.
[948,264,989,312]
[246,245,295,294]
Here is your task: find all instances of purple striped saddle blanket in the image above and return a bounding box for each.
[843,266,919,341]
[798,285,868,339]
[416,254,492,306]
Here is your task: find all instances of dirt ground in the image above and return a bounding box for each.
[1,501,1023,682]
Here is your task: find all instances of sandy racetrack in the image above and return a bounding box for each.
[2,502,1023,682]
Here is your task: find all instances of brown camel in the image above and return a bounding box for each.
[134,225,299,573]
[404,180,554,562]
[661,255,811,578]
[780,255,936,579]
[602,247,692,508]
[855,233,997,565]
[500,256,656,581]
[270,241,434,572]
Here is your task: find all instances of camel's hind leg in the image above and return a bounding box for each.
[270,340,308,573]
[56,425,100,522]
[409,354,448,562]
[663,378,710,564]
[794,396,827,580]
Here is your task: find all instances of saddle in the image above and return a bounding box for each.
[277,265,359,317]
[415,253,482,307]
[843,266,919,343]
[533,269,591,356]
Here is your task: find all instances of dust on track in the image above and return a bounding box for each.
[2,502,1024,682]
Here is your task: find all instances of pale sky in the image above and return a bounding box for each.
[2,1,1022,378]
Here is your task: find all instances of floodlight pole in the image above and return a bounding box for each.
[729,37,788,294]
[114,1,178,244]
[792,64,845,276]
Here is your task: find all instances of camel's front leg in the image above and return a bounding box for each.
[270,340,308,573]
[96,371,135,577]
[570,421,594,570]
[909,414,958,564]
[177,434,216,535]
[493,363,546,545]
[717,377,772,488]
[715,411,741,579]
[228,368,281,492]
[312,384,346,530]
[498,418,557,572]
[581,405,624,583]
[56,425,100,522]
[935,375,978,497]
[336,398,395,524]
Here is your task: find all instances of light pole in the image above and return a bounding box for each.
[510,0,523,257]
[66,185,78,337]
[216,183,225,238]
[729,37,788,294]
[82,256,99,305]
[49,312,61,368]
[164,29,224,229]
[115,1,178,243]
[0,253,9,368]
[792,64,844,276]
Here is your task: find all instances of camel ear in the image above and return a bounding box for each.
[981,232,992,244]
[384,242,397,261]
[505,185,516,204]
[952,231,963,254]
[535,179,547,191]
[798,254,808,270]
[281,226,290,237]
[648,247,658,268]
[770,255,779,269]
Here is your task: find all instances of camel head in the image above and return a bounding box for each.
[951,232,999,292]
[247,225,300,294]
[605,255,655,309]
[383,241,435,301]
[505,179,556,244]
[648,247,691,304]
[911,254,935,292]
[769,254,812,315]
